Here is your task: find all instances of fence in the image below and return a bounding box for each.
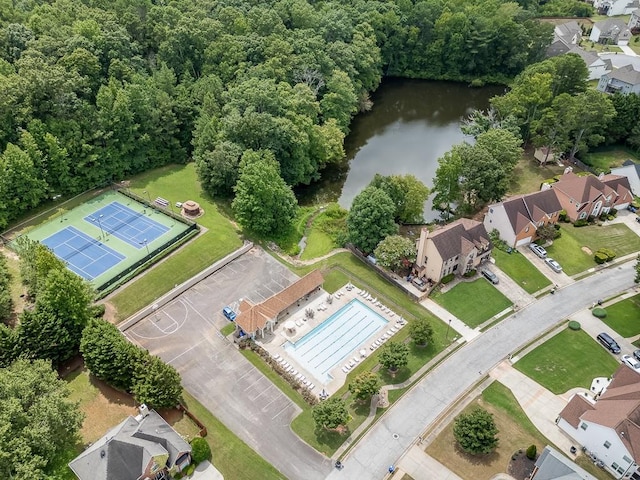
[113,184,196,228]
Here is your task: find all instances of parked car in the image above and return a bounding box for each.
[628,205,638,213]
[597,332,621,354]
[529,243,547,258]
[222,306,237,321]
[481,269,499,284]
[634,349,640,362]
[636,216,640,224]
[622,354,640,370]
[412,277,428,292]
[544,258,562,273]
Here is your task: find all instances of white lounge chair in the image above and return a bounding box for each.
[370,345,375,350]
[309,383,315,390]
[273,354,281,360]
[295,319,303,327]
[374,340,381,346]
[390,312,395,317]
[291,369,298,376]
[352,357,359,364]
[342,366,349,373]
[344,364,351,371]
[387,330,393,336]
[348,360,356,368]
[303,380,311,386]
[390,326,398,332]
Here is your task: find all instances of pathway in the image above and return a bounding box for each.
[420,298,479,342]
[619,45,638,57]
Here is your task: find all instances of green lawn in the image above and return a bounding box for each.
[545,223,640,276]
[581,146,639,174]
[300,227,335,260]
[181,391,285,480]
[109,163,242,320]
[492,249,551,294]
[300,204,346,261]
[515,328,619,394]
[432,279,512,328]
[602,294,640,338]
[508,154,565,195]
[220,323,236,336]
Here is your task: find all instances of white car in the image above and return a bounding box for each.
[529,243,547,258]
[622,354,640,370]
[544,258,562,273]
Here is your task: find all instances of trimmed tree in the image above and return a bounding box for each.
[347,186,397,253]
[453,407,499,455]
[374,235,417,272]
[190,437,212,464]
[378,341,410,373]
[409,318,434,347]
[348,371,381,402]
[132,354,183,409]
[635,255,640,284]
[312,397,350,430]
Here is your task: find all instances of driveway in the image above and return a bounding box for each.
[325,262,636,479]
[518,246,573,287]
[487,262,536,308]
[124,247,332,480]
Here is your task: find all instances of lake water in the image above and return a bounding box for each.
[297,78,505,220]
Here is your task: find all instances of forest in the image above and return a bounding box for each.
[0,0,560,230]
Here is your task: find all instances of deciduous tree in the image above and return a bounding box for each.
[378,341,409,372]
[132,354,182,409]
[312,397,350,430]
[409,318,434,347]
[348,371,381,402]
[374,235,417,272]
[369,174,430,224]
[453,408,499,455]
[347,186,397,253]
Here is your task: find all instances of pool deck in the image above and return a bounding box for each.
[257,284,406,395]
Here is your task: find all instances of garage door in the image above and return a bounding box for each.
[516,237,531,247]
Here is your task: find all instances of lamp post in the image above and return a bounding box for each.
[446,319,452,341]
[140,238,150,255]
[143,190,152,204]
[92,215,106,240]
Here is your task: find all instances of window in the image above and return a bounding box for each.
[604,441,611,449]
[525,226,529,233]
[623,456,632,464]
[453,264,458,272]
[618,466,625,474]
[612,462,619,470]
[579,212,587,219]
[580,423,588,430]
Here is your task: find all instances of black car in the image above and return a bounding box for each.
[597,332,621,354]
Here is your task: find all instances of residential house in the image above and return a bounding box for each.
[557,364,640,479]
[546,21,581,57]
[530,446,596,480]
[550,170,634,221]
[589,18,633,45]
[235,270,323,338]
[568,46,612,81]
[630,8,640,29]
[414,218,492,283]
[598,64,640,94]
[611,160,640,196]
[69,405,192,480]
[483,189,563,248]
[594,0,640,16]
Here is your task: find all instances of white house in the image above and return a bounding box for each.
[630,8,640,29]
[567,46,612,80]
[597,64,640,94]
[594,0,640,16]
[590,18,633,45]
[557,365,640,479]
[611,160,640,196]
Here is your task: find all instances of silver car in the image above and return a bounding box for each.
[529,243,547,258]
[544,258,562,273]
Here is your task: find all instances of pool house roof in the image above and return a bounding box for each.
[236,270,324,337]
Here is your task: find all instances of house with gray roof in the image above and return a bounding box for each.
[483,189,563,248]
[611,159,640,196]
[566,47,612,80]
[558,365,640,479]
[598,64,640,94]
[590,18,633,45]
[69,406,192,480]
[594,0,640,16]
[531,446,596,479]
[415,218,492,282]
[630,8,640,29]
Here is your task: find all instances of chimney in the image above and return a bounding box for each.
[139,404,150,418]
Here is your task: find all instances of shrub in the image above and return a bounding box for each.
[183,463,196,476]
[526,444,537,460]
[594,247,616,264]
[568,321,581,331]
[453,408,499,455]
[191,437,212,464]
[463,269,476,278]
[592,307,607,318]
[441,273,455,284]
[558,210,568,222]
[574,219,588,227]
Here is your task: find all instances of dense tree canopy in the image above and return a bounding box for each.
[0,359,83,479]
[453,407,499,455]
[369,174,430,224]
[374,235,417,272]
[312,397,350,430]
[0,0,556,230]
[378,341,409,372]
[347,186,397,253]
[348,371,381,402]
[0,254,12,322]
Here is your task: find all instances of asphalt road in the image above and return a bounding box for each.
[325,262,637,480]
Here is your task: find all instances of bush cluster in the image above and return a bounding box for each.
[190,437,212,464]
[594,248,616,264]
[239,339,318,406]
[568,321,581,331]
[463,269,477,278]
[441,273,455,284]
[592,307,607,318]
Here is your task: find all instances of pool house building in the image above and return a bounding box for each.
[235,270,324,339]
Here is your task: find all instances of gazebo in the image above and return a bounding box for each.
[182,200,201,217]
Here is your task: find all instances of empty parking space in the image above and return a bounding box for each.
[123,248,330,480]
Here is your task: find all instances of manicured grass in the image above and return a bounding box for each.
[181,391,285,480]
[322,269,350,293]
[427,381,551,480]
[220,323,236,336]
[432,280,512,328]
[508,155,565,195]
[300,227,335,260]
[109,164,242,320]
[387,386,409,403]
[602,294,640,338]
[581,146,639,174]
[272,206,315,256]
[545,223,640,275]
[492,249,551,294]
[515,328,619,394]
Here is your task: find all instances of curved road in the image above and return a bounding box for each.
[324,262,636,479]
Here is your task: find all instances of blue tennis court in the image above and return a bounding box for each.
[41,226,125,281]
[83,201,170,249]
[284,299,388,383]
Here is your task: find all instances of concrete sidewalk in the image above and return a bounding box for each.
[394,446,463,480]
[421,298,480,342]
[490,361,577,455]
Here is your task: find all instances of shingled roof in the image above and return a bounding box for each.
[609,64,640,86]
[428,218,491,261]
[500,189,562,234]
[235,270,323,335]
[69,410,190,480]
[560,365,640,461]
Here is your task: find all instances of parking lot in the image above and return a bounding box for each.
[124,247,331,480]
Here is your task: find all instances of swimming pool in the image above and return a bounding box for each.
[284,299,388,384]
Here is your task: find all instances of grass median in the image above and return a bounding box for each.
[109,163,242,321]
[602,293,640,338]
[492,249,550,294]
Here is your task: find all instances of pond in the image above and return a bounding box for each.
[297,78,505,221]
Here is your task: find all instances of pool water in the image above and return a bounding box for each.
[284,299,388,383]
